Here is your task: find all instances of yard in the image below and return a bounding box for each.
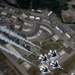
[0,51,7,62]
[64,47,73,54]
[40,43,62,55]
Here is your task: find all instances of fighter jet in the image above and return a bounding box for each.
[50,60,62,69]
[39,54,49,63]
[48,50,60,59]
[40,65,51,74]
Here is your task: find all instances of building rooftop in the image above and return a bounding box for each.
[53,35,59,41]
[57,25,67,32]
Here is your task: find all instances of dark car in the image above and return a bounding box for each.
[23,44,31,51]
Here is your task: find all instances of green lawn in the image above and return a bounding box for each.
[40,43,62,54]
[62,55,75,71]
[33,36,53,46]
[52,43,61,50]
[27,66,40,75]
[64,47,73,54]
[28,54,38,60]
[42,43,61,50]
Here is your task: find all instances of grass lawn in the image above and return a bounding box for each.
[42,43,61,50]
[62,54,75,71]
[64,47,73,54]
[33,41,40,46]
[27,66,40,75]
[33,36,53,46]
[40,44,52,55]
[51,43,61,50]
[40,43,62,54]
[28,54,38,60]
[0,51,7,62]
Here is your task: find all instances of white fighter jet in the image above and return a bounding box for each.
[40,65,51,74]
[39,54,49,63]
[50,60,62,69]
[48,50,61,59]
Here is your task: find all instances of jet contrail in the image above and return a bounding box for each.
[0,26,41,49]
[0,35,36,55]
[0,45,36,66]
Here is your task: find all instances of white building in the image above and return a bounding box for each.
[1,11,7,16]
[27,30,42,40]
[53,35,59,41]
[15,25,20,29]
[40,25,52,34]
[29,16,35,19]
[55,26,63,33]
[37,10,42,13]
[24,22,28,25]
[31,9,35,12]
[35,17,40,20]
[21,13,27,18]
[47,11,53,16]
[11,15,17,19]
[22,28,31,32]
[65,33,71,38]
[43,19,50,23]
[59,50,66,56]
[55,26,60,30]
[23,62,31,69]
[55,25,66,33]
[63,42,69,48]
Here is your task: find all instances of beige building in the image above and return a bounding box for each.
[53,35,59,41]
